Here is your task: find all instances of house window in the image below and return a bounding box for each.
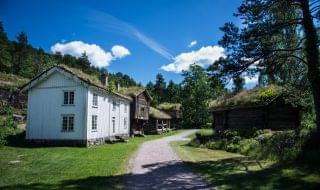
[92,115,97,130]
[124,104,128,113]
[63,91,74,105]
[124,117,127,129]
[92,93,98,107]
[62,115,74,132]
[112,117,116,133]
[112,101,116,111]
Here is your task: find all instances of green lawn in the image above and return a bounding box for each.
[0,130,182,190]
[171,141,320,190]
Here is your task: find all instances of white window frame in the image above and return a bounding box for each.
[112,101,116,111]
[92,115,97,131]
[92,93,98,107]
[112,117,116,133]
[124,117,127,129]
[124,104,128,113]
[63,91,74,105]
[61,114,74,132]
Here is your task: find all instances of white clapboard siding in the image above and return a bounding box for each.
[26,71,87,140]
[26,68,131,144]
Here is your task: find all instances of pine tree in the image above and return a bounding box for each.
[0,22,12,73]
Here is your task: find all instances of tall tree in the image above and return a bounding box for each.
[0,22,12,73]
[181,64,211,128]
[232,75,245,93]
[207,60,226,98]
[13,31,33,78]
[154,73,166,103]
[166,80,181,103]
[217,0,320,131]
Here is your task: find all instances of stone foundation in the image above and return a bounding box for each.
[27,134,130,147]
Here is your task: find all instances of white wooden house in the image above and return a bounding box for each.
[21,65,131,146]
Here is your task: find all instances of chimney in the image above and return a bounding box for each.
[100,73,108,87]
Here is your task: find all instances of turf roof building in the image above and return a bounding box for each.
[210,85,300,132]
[22,65,131,146]
[146,107,172,134]
[157,103,182,128]
[118,86,152,135]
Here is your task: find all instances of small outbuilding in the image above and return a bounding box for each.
[145,107,171,134]
[210,85,300,132]
[157,103,182,129]
[118,86,152,136]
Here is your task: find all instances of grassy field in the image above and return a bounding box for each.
[171,140,320,190]
[0,130,182,190]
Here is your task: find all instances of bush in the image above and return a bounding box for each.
[194,130,214,144]
[190,127,309,162]
[0,106,18,146]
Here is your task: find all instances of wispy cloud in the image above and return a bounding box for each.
[188,40,197,48]
[87,11,173,60]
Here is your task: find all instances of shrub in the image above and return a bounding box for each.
[0,106,18,146]
[195,130,214,144]
[238,138,259,155]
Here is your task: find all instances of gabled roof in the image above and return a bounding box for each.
[21,65,131,101]
[118,86,152,101]
[149,107,172,119]
[157,102,182,111]
[209,85,283,111]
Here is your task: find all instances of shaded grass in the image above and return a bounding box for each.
[0,130,182,190]
[171,141,320,190]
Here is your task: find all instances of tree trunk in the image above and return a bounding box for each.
[300,0,320,130]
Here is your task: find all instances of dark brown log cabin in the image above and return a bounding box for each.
[210,85,300,132]
[118,87,152,135]
[157,103,182,128]
[145,107,171,134]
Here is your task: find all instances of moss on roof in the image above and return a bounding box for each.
[118,86,145,97]
[58,65,131,100]
[58,65,104,88]
[157,102,182,111]
[209,85,283,111]
[0,72,29,91]
[149,107,172,119]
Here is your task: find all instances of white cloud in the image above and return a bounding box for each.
[188,40,197,48]
[161,45,225,73]
[111,45,130,58]
[51,41,130,68]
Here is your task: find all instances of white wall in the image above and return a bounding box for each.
[86,88,130,140]
[26,71,87,140]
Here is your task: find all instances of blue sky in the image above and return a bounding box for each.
[0,0,250,86]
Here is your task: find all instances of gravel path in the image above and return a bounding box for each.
[126,130,214,190]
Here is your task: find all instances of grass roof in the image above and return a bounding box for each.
[118,86,145,97]
[149,107,172,119]
[21,64,130,100]
[0,72,29,91]
[209,85,283,111]
[157,102,182,111]
[58,65,131,100]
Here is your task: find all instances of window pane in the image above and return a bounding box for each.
[92,115,97,130]
[113,101,116,110]
[112,117,115,132]
[62,116,68,130]
[68,116,74,131]
[64,92,69,104]
[93,94,98,106]
[69,92,74,105]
